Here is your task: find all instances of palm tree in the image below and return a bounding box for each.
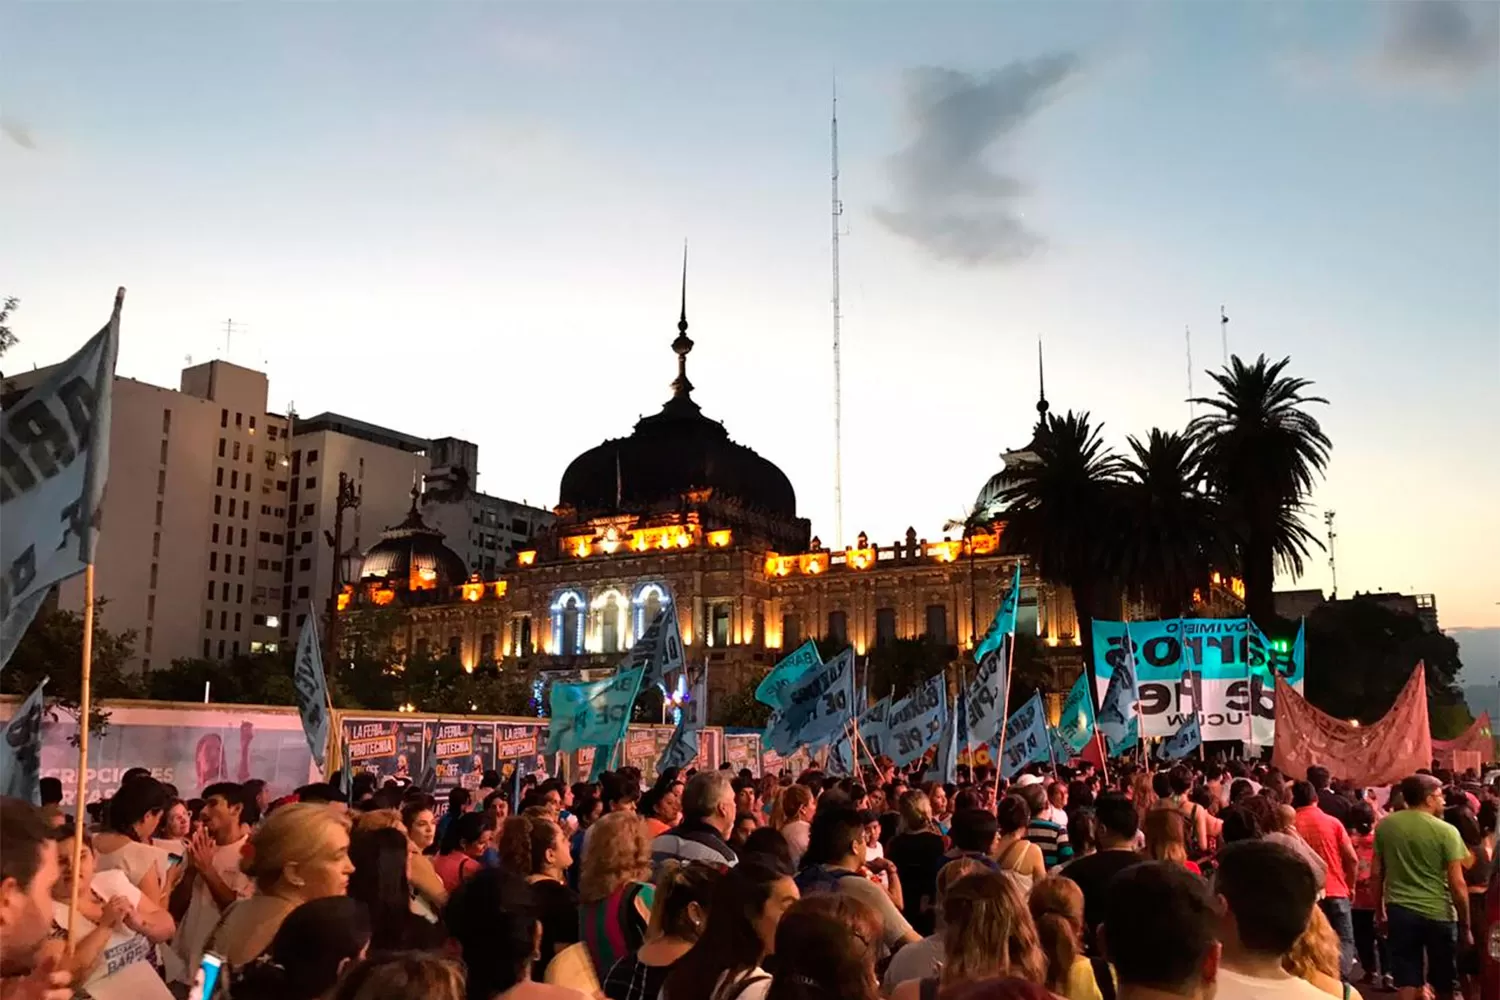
[1116,429,1230,617]
[1189,355,1331,627]
[945,502,996,649]
[995,410,1125,677]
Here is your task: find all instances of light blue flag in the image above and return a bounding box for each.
[1,293,122,670]
[756,641,822,707]
[1048,725,1076,766]
[1158,713,1202,761]
[545,665,646,754]
[965,638,1009,750]
[1096,623,1140,753]
[0,678,48,803]
[930,686,965,784]
[831,696,891,775]
[886,674,948,767]
[999,692,1049,780]
[1054,673,1095,753]
[621,603,685,694]
[973,562,1023,664]
[588,746,612,781]
[659,664,709,775]
[292,608,330,772]
[1106,715,1140,757]
[764,648,856,755]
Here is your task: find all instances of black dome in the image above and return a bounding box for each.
[358,499,468,592]
[558,266,796,519]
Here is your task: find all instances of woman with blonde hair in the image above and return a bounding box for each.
[1284,905,1363,1000]
[892,871,1046,1000]
[1028,876,1107,1000]
[207,803,355,970]
[769,785,815,868]
[887,790,947,936]
[1142,809,1202,875]
[578,811,655,978]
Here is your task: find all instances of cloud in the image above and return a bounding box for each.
[1,116,36,149]
[873,54,1081,267]
[1375,1,1499,86]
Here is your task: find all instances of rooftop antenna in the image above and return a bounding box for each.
[831,75,845,550]
[1220,305,1229,366]
[1324,510,1338,598]
[1185,324,1195,420]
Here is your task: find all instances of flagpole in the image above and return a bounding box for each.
[993,631,1016,796]
[66,564,96,952]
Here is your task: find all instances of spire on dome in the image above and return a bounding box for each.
[668,241,697,408]
[1036,338,1049,417]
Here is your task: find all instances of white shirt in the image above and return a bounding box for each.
[1039,806,1069,828]
[95,840,171,890]
[168,836,253,985]
[52,870,174,1000]
[1214,967,1332,1000]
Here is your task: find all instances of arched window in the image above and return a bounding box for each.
[551,590,585,656]
[593,589,627,654]
[632,582,672,643]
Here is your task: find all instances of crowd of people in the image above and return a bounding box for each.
[0,753,1492,1000]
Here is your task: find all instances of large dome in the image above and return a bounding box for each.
[558,276,797,519]
[358,494,468,594]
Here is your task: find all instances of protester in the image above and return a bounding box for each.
[578,811,656,977]
[795,805,919,950]
[156,798,193,851]
[640,779,685,839]
[731,814,759,850]
[328,951,469,1000]
[497,814,578,979]
[207,802,354,969]
[882,858,989,993]
[1212,839,1326,1000]
[447,868,590,1000]
[92,776,172,906]
[600,773,641,815]
[890,871,1046,1000]
[1291,780,1359,978]
[653,772,739,869]
[1030,875,1107,1000]
[1019,784,1072,870]
[348,826,444,952]
[741,828,794,871]
[994,796,1047,885]
[0,799,74,1000]
[1372,774,1470,1000]
[1066,808,1098,865]
[945,808,1001,873]
[765,894,881,1000]
[887,790,948,936]
[769,786,815,869]
[603,861,721,1000]
[48,825,174,999]
[1100,861,1220,1000]
[434,812,497,894]
[661,858,799,1000]
[1061,791,1142,953]
[1142,810,1201,875]
[1284,905,1363,1000]
[436,789,473,846]
[234,897,373,1000]
[169,781,255,987]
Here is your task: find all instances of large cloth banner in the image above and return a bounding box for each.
[1272,665,1431,786]
[1000,692,1049,779]
[1433,713,1493,769]
[764,649,856,755]
[885,674,947,767]
[1093,617,1305,742]
[1,295,121,669]
[545,666,645,754]
[966,639,1009,751]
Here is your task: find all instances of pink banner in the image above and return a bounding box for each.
[1432,713,1493,768]
[1273,666,1432,787]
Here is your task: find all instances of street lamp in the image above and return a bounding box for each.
[324,472,362,669]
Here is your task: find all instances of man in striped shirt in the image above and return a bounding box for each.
[1018,780,1072,869]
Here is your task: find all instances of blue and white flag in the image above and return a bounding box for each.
[999,692,1049,780]
[1106,715,1140,757]
[965,639,1009,750]
[1158,712,1202,761]
[659,663,708,775]
[588,746,612,781]
[1096,623,1140,753]
[763,648,856,755]
[831,696,891,775]
[1054,673,1095,753]
[756,641,822,707]
[0,678,47,803]
[885,674,948,767]
[930,686,965,784]
[545,665,646,754]
[973,561,1023,664]
[621,603,685,693]
[292,608,330,772]
[1048,725,1076,766]
[1,292,122,670]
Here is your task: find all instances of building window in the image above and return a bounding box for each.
[207,580,215,601]
[304,476,316,490]
[220,611,228,630]
[236,584,244,603]
[147,595,156,621]
[448,636,462,659]
[152,532,160,558]
[511,615,532,657]
[222,582,230,601]
[244,476,252,493]
[234,612,242,631]
[155,501,163,526]
[213,524,221,543]
[480,633,496,662]
[235,412,242,427]
[238,556,246,575]
[875,607,897,649]
[249,416,256,432]
[296,613,306,627]
[297,586,309,599]
[299,558,311,571]
[218,438,226,457]
[416,637,430,658]
[302,503,314,517]
[300,531,312,545]
[218,639,226,659]
[551,591,585,656]
[231,470,239,489]
[593,590,626,654]
[240,528,248,546]
[163,409,172,434]
[277,480,287,492]
[752,610,765,647]
[144,626,153,653]
[268,425,277,440]
[232,640,240,656]
[631,583,672,643]
[216,468,224,487]
[271,560,282,571]
[205,609,213,629]
[157,470,166,495]
[149,563,158,588]
[210,552,218,572]
[159,440,169,464]
[232,441,241,460]
[221,409,228,428]
[774,615,800,653]
[204,639,211,658]
[308,450,319,464]
[827,610,848,647]
[925,605,949,646]
[214,495,222,515]
[710,602,732,648]
[257,559,268,570]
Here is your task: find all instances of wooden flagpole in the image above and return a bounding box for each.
[992,630,1017,797]
[66,564,96,952]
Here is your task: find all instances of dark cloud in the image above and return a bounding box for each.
[874,54,1080,267]
[1378,1,1498,83]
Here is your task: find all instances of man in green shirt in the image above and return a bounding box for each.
[1373,774,1470,1000]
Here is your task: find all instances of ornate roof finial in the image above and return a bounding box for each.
[670,240,695,401]
[1036,338,1049,417]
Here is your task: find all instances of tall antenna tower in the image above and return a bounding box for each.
[1185,325,1195,420]
[1324,509,1339,597]
[830,80,845,549]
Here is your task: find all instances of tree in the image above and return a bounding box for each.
[715,682,771,729]
[0,296,17,358]
[1189,356,1330,628]
[1116,429,1230,617]
[997,410,1125,681]
[1,599,139,741]
[945,503,995,648]
[140,653,298,707]
[866,637,955,704]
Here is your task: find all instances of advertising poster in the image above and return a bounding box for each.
[626,728,661,771]
[761,743,811,776]
[495,723,550,784]
[724,733,761,776]
[0,702,318,806]
[424,721,496,808]
[343,717,427,784]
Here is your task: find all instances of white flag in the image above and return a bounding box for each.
[1,291,122,669]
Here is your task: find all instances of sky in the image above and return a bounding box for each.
[3,2,1498,644]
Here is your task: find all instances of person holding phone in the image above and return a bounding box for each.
[168,783,256,989]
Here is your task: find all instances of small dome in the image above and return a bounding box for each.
[358,495,468,596]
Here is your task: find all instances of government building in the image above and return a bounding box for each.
[341,295,1232,716]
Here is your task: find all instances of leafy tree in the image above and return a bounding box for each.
[1189,356,1330,628]
[1117,429,1229,617]
[396,656,533,717]
[715,681,771,729]
[1,598,139,741]
[0,296,17,358]
[997,410,1125,682]
[866,637,955,703]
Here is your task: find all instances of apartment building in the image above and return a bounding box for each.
[421,436,554,579]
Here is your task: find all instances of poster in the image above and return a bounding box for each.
[424,721,496,808]
[343,717,427,784]
[0,702,317,806]
[626,728,660,770]
[495,724,551,784]
[761,744,812,776]
[724,733,760,776]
